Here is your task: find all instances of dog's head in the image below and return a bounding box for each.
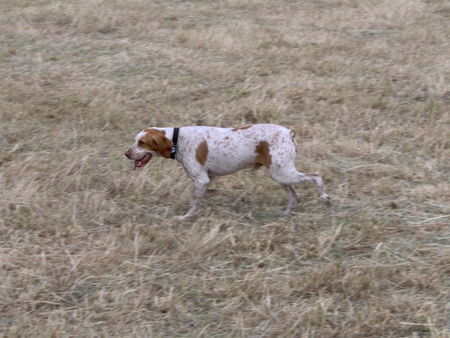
[124,128,173,170]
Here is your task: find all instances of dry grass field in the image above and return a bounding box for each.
[1,0,449,336]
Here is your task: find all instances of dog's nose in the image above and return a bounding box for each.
[124,149,132,158]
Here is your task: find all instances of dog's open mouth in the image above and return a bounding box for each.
[134,153,152,170]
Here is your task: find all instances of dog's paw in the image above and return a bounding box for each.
[321,194,332,206]
[282,208,292,216]
[172,215,188,222]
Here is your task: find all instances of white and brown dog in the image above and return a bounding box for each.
[125,124,330,220]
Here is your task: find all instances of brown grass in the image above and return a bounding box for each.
[1,0,449,336]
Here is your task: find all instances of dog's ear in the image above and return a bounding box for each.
[148,129,173,159]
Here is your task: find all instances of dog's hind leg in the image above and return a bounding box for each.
[272,168,331,206]
[280,184,300,214]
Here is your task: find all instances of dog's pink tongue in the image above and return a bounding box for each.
[134,160,144,170]
[133,153,152,170]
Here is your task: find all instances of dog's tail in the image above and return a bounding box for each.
[290,129,297,146]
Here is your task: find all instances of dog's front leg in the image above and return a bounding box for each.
[174,174,210,221]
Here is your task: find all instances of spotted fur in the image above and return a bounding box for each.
[125,124,330,219]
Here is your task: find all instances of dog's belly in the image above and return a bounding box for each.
[206,152,256,176]
[207,163,253,176]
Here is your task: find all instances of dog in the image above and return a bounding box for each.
[125,124,330,220]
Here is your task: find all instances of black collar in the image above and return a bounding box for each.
[170,127,180,160]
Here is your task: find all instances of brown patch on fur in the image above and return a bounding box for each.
[255,141,272,168]
[141,129,173,158]
[195,140,209,166]
[232,125,252,131]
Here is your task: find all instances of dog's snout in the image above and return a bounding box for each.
[124,149,132,159]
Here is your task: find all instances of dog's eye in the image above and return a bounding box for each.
[138,140,144,147]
